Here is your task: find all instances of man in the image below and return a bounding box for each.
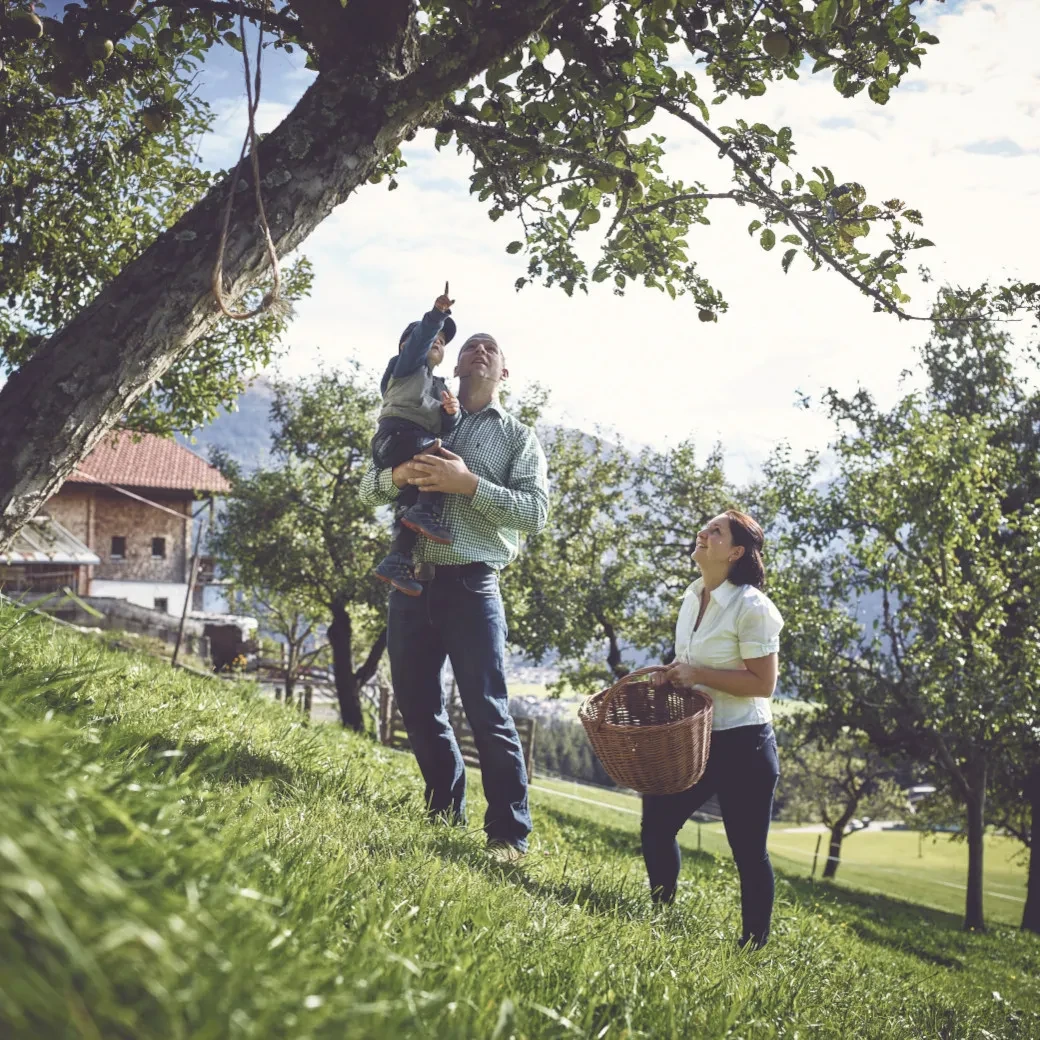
[360,329,549,862]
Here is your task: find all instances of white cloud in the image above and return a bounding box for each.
[198,0,1040,477]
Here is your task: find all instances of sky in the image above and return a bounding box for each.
[193,0,1040,483]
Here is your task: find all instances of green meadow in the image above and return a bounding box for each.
[1,608,1037,1039]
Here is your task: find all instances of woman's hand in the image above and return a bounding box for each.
[656,662,702,689]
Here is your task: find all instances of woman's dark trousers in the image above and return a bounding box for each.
[641,723,779,947]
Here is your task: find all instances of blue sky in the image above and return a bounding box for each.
[191,0,1040,480]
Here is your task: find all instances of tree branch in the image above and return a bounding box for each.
[653,95,918,319]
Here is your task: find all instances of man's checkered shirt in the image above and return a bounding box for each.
[360,401,549,570]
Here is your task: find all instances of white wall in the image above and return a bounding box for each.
[89,580,190,616]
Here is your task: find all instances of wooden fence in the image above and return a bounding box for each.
[383,701,537,777]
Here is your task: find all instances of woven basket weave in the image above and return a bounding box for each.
[578,666,713,795]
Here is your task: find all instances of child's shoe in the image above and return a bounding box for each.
[374,552,423,596]
[400,505,452,545]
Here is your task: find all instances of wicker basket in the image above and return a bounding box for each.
[578,667,713,795]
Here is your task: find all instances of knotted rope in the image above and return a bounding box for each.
[211,11,281,320]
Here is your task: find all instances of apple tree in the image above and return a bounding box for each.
[0,0,962,548]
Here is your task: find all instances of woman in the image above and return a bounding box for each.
[641,509,783,949]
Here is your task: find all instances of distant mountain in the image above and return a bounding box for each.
[176,378,276,472]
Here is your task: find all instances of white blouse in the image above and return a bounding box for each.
[674,578,784,731]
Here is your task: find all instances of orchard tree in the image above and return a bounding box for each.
[210,367,387,730]
[2,0,997,549]
[0,3,315,436]
[505,425,645,693]
[507,423,751,691]
[770,316,1040,931]
[232,586,330,707]
[990,757,1040,935]
[628,440,742,660]
[779,717,906,878]
[914,308,1040,935]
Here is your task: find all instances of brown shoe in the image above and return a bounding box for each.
[487,841,526,865]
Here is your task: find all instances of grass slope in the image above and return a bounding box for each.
[1,609,1037,1040]
[528,777,1028,925]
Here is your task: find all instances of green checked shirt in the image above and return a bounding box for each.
[360,400,549,570]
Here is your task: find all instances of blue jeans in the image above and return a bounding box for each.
[387,564,531,850]
[641,723,779,945]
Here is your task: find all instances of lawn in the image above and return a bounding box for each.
[528,776,1028,926]
[1,606,1037,1039]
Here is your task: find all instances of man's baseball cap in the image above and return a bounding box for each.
[399,316,456,346]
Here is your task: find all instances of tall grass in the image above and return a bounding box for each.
[0,607,1037,1039]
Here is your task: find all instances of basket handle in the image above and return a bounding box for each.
[589,666,668,729]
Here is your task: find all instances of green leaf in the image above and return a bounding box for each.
[814,0,838,35]
[506,241,523,254]
[760,228,776,251]
[782,247,797,273]
[807,180,826,201]
[782,234,802,245]
[530,34,550,62]
[868,82,890,105]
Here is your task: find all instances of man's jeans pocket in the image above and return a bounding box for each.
[462,569,499,596]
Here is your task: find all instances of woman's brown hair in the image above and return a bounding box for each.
[724,509,766,588]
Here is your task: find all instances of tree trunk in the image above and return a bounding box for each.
[1022,765,1040,934]
[822,822,846,879]
[327,606,362,731]
[964,767,987,931]
[0,2,568,549]
[597,613,627,679]
[327,602,387,732]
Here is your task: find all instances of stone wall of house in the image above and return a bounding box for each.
[93,489,190,583]
[44,486,91,543]
[47,487,192,584]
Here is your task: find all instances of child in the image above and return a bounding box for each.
[371,285,459,596]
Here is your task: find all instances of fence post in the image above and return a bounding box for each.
[810,834,822,879]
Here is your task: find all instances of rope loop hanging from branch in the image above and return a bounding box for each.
[211,10,282,321]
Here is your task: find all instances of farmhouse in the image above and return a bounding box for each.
[0,431,229,617]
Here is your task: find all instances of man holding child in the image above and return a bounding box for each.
[361,288,549,863]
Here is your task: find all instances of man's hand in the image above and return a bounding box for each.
[434,280,455,313]
[391,442,441,489]
[441,388,459,416]
[409,446,478,496]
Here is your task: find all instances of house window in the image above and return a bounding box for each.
[110,536,127,559]
[152,537,167,559]
[154,598,169,613]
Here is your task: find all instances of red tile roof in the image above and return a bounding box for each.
[66,431,231,494]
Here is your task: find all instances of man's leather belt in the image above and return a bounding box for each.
[414,561,492,581]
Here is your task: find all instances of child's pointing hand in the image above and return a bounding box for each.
[434,281,455,313]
